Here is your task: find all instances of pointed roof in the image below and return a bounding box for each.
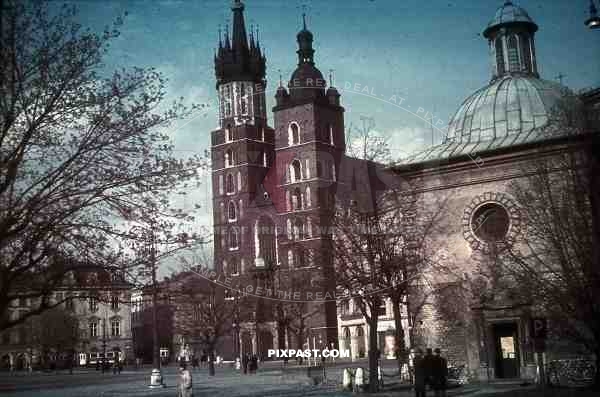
[214,1,266,87]
[231,0,249,56]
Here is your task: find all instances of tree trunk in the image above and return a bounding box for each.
[392,299,406,375]
[277,321,286,351]
[368,318,379,392]
[208,349,215,376]
[594,347,600,391]
[296,318,305,350]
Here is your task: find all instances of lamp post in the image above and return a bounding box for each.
[146,218,165,389]
[233,290,241,360]
[585,0,600,29]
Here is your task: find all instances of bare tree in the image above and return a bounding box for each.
[332,199,388,392]
[272,269,319,355]
[376,188,448,373]
[28,306,79,368]
[499,147,600,389]
[0,1,206,330]
[345,116,391,163]
[170,273,232,376]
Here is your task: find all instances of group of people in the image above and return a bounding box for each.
[413,348,448,397]
[241,353,259,374]
[189,353,208,369]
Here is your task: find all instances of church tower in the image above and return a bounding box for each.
[272,14,345,347]
[212,0,275,277]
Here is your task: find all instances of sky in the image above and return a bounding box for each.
[71,0,600,275]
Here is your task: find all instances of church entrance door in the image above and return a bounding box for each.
[492,322,520,378]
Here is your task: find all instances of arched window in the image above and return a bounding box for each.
[230,259,239,275]
[225,148,234,167]
[292,187,303,210]
[521,34,532,73]
[289,122,300,145]
[228,228,239,250]
[507,35,519,72]
[342,326,350,338]
[286,218,292,239]
[225,124,233,142]
[237,171,242,191]
[225,88,232,116]
[291,160,302,182]
[238,199,244,219]
[256,217,276,266]
[226,174,235,193]
[228,201,237,221]
[240,83,247,114]
[293,218,304,240]
[495,37,505,76]
[263,151,268,167]
[294,250,306,267]
[356,326,364,337]
[305,186,311,208]
[328,124,334,145]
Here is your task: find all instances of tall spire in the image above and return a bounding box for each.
[218,25,223,49]
[224,24,231,49]
[231,0,249,56]
[214,1,266,86]
[296,11,315,65]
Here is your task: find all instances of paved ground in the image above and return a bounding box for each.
[0,362,595,397]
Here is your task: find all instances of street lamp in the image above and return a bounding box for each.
[585,0,600,29]
[145,219,166,389]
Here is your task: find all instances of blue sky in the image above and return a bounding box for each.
[72,0,599,273]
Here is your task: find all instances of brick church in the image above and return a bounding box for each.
[210,0,599,380]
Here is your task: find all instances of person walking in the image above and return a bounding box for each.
[413,349,427,397]
[422,348,435,392]
[177,362,193,397]
[432,348,448,397]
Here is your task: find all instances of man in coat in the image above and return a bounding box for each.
[422,348,435,390]
[177,362,193,397]
[413,349,427,397]
[432,348,448,397]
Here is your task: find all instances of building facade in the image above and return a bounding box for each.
[210,0,599,380]
[0,271,133,370]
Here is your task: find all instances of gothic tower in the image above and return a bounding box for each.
[272,14,345,347]
[212,0,275,279]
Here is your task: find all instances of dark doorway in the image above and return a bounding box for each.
[492,322,520,378]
